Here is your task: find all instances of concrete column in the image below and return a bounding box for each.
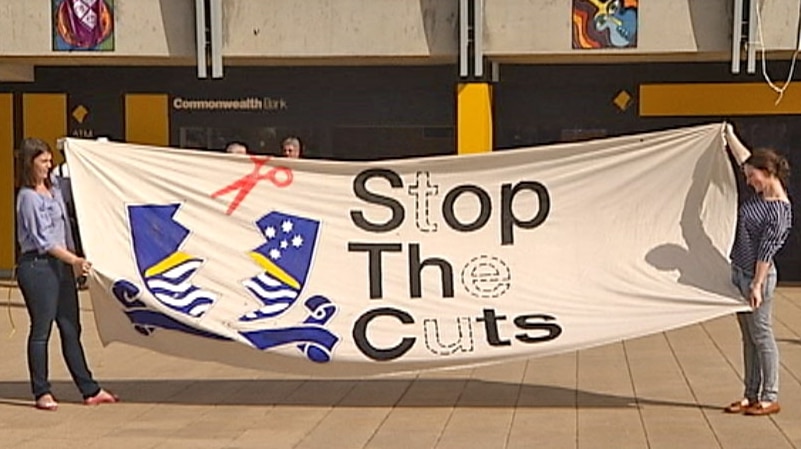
[457,0,492,155]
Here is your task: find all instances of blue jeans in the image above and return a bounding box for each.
[16,253,100,400]
[731,264,778,403]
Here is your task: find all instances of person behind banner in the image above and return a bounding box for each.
[15,138,119,411]
[54,155,88,291]
[724,148,792,416]
[281,136,302,159]
[225,141,249,155]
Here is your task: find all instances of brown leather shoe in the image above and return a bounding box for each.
[724,399,753,413]
[745,402,781,416]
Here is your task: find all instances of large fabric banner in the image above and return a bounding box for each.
[64,123,748,376]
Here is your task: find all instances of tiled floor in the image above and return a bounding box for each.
[0,283,799,449]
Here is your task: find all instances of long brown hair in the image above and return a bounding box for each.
[16,138,53,189]
[745,148,791,188]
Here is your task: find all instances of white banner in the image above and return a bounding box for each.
[64,123,748,376]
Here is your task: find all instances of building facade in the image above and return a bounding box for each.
[1,0,800,280]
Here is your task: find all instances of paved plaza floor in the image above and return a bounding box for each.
[1,283,800,449]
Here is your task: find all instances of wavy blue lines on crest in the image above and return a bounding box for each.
[128,204,216,318]
[242,211,320,321]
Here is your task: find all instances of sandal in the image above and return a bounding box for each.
[84,389,119,406]
[35,394,59,411]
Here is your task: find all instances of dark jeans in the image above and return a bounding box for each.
[16,253,100,399]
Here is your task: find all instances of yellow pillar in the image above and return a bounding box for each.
[457,83,493,154]
[125,94,169,146]
[0,94,14,277]
[23,93,68,165]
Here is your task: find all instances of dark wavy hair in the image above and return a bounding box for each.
[16,138,53,189]
[745,148,791,187]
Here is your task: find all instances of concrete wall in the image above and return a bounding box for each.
[759,0,801,50]
[0,0,195,59]
[487,0,801,62]
[221,0,458,61]
[223,0,801,61]
[485,0,732,59]
[0,0,799,68]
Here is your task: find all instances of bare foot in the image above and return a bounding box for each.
[35,393,58,411]
[84,389,119,406]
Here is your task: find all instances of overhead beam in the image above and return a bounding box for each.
[194,0,208,78]
[747,0,758,74]
[0,64,34,82]
[210,0,224,78]
[731,0,743,74]
[474,0,484,78]
[459,0,469,77]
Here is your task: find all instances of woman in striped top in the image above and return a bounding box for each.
[724,148,792,416]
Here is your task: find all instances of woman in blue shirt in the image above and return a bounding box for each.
[725,148,792,416]
[16,138,118,411]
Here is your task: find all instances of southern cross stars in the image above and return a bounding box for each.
[264,219,305,260]
[291,234,303,247]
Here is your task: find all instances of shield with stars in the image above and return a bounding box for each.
[242,211,320,321]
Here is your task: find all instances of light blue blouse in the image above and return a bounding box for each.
[16,176,75,254]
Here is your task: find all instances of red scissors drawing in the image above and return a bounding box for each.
[211,156,294,215]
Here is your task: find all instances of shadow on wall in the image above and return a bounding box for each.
[688,0,731,52]
[420,0,459,56]
[158,0,196,56]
